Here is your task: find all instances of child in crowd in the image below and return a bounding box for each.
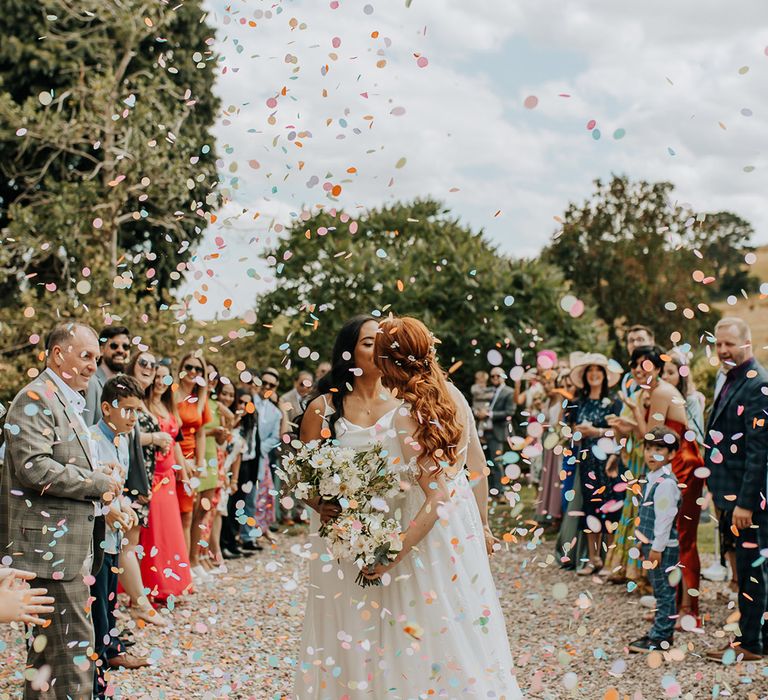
[89,375,149,695]
[629,425,681,653]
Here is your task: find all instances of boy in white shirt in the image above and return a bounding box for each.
[629,426,681,653]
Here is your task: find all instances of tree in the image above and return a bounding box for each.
[0,0,219,310]
[543,175,754,356]
[253,199,599,389]
[0,0,220,391]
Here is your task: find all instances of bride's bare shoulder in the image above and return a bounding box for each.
[304,393,333,415]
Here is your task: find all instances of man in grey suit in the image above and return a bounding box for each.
[475,368,516,497]
[0,322,120,699]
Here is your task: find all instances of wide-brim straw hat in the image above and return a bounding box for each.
[569,352,623,389]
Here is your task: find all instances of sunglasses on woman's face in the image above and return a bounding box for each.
[138,358,156,370]
[261,381,278,390]
[183,363,202,373]
[109,342,130,351]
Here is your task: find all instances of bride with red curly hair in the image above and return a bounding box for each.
[364,315,521,698]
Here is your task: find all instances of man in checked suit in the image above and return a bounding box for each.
[0,322,121,699]
[704,317,768,662]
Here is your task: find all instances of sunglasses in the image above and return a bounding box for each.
[490,374,504,379]
[109,342,130,351]
[183,363,203,373]
[138,358,156,370]
[238,399,249,405]
[261,381,278,389]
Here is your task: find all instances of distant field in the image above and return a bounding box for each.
[713,243,768,363]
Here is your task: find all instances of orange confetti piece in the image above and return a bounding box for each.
[331,184,342,196]
[396,280,404,291]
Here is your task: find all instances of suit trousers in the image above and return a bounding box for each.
[484,438,505,495]
[24,578,94,700]
[721,508,768,654]
[90,551,125,697]
[642,543,679,641]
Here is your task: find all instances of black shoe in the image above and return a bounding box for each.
[221,548,242,560]
[241,541,263,552]
[269,524,280,533]
[628,635,672,653]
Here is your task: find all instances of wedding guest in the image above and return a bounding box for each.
[314,361,331,384]
[280,370,313,436]
[567,353,623,575]
[174,352,211,582]
[196,362,228,574]
[470,371,494,435]
[140,363,194,603]
[84,326,150,547]
[203,374,236,570]
[704,318,768,661]
[534,370,566,527]
[89,375,149,694]
[620,325,655,396]
[602,357,648,586]
[1,322,120,698]
[220,390,257,557]
[243,369,281,545]
[623,345,704,624]
[629,426,681,653]
[229,390,263,552]
[121,350,170,626]
[475,368,516,497]
[661,350,706,447]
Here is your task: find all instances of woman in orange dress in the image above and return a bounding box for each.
[140,363,194,603]
[625,345,704,624]
[174,352,212,583]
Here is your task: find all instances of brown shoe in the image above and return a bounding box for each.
[706,644,763,662]
[107,653,150,670]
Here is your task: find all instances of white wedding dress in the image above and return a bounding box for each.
[293,396,522,699]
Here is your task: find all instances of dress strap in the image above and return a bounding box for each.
[320,394,334,432]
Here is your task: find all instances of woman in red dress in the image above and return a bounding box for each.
[625,345,704,624]
[140,363,194,603]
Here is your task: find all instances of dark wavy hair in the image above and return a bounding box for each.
[630,345,665,372]
[305,314,377,438]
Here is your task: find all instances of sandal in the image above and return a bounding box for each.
[577,560,603,576]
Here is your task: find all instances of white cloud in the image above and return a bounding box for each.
[179,0,768,318]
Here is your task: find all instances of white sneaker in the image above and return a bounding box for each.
[640,595,656,609]
[192,565,212,582]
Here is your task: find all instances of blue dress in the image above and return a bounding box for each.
[571,395,623,523]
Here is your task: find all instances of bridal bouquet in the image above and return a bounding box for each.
[278,440,407,586]
[324,511,404,587]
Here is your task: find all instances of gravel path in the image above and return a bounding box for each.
[2,529,766,699]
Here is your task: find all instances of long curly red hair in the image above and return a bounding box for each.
[374,316,463,469]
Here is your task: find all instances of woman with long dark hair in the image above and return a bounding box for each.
[294,315,402,698]
[623,344,705,625]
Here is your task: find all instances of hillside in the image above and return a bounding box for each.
[713,244,768,364]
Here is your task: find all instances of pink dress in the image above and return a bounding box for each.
[139,414,193,603]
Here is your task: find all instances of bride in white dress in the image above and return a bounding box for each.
[294,315,522,699]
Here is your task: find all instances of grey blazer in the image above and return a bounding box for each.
[488,384,516,443]
[0,374,113,580]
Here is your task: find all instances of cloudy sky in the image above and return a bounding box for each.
[180,0,768,319]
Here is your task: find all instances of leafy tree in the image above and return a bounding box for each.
[0,0,219,391]
[543,175,754,356]
[0,0,219,310]
[254,199,598,389]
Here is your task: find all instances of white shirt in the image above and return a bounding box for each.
[44,368,99,572]
[643,466,680,552]
[45,367,87,423]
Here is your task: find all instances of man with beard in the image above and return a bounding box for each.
[705,317,768,661]
[85,327,132,424]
